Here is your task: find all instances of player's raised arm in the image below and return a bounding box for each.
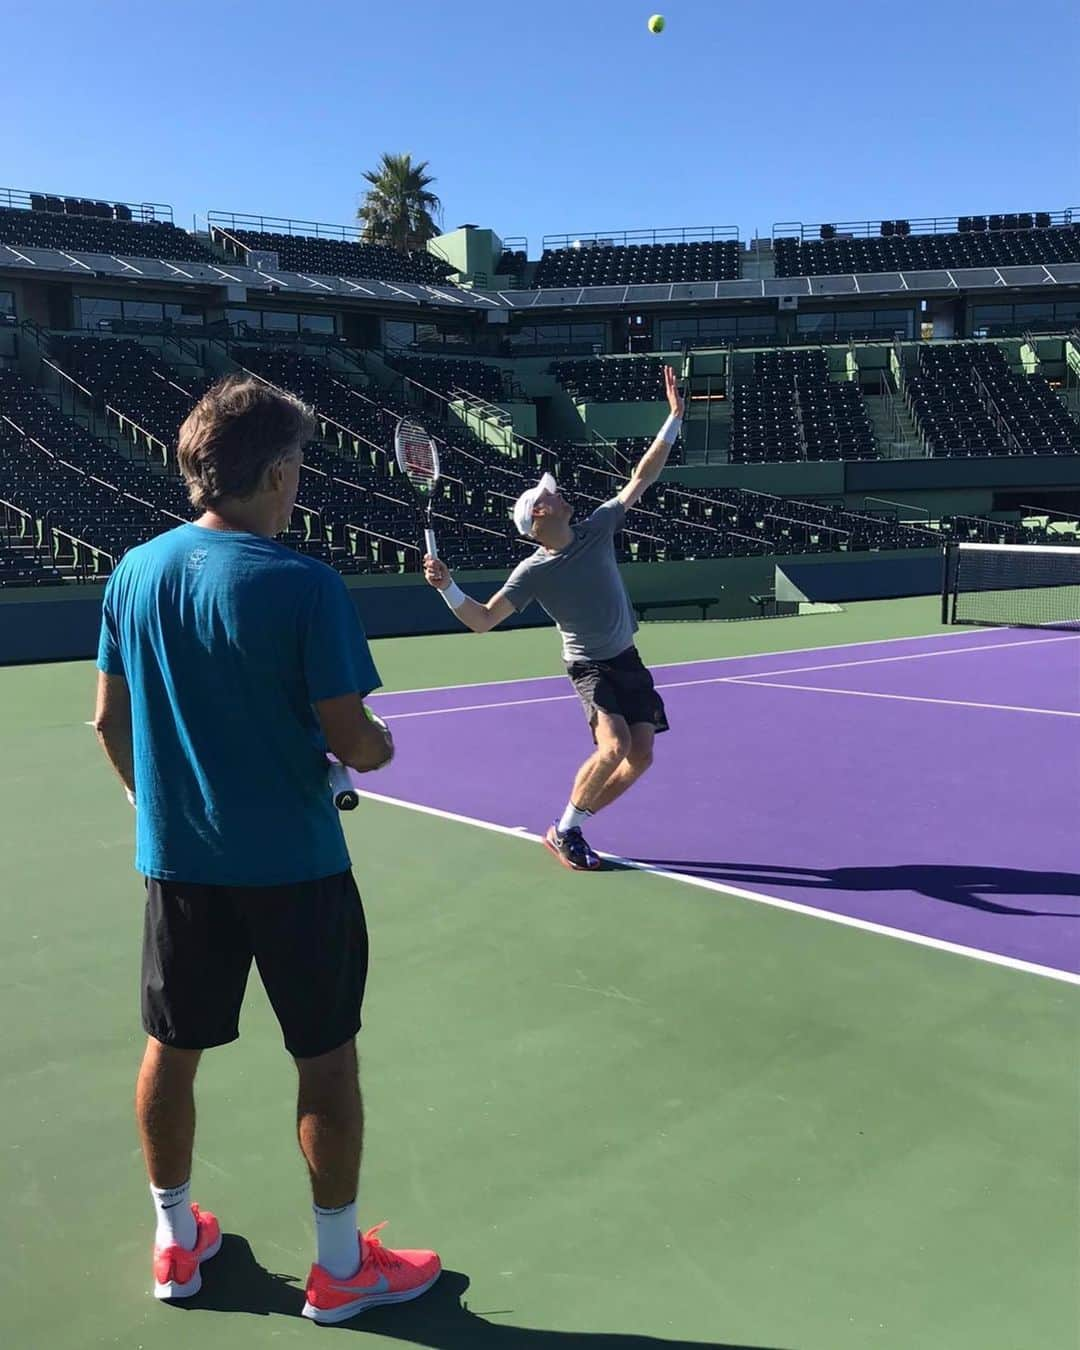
[617,365,684,509]
[423,555,515,633]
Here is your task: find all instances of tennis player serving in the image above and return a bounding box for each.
[424,365,683,870]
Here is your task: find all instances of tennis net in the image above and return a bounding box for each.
[943,542,1080,629]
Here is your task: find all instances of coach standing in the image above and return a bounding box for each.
[93,375,440,1324]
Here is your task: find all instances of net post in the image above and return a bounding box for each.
[940,542,953,625]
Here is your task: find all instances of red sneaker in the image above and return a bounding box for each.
[301,1221,441,1324]
[152,1203,221,1300]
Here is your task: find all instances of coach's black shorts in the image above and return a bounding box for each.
[566,645,669,739]
[141,870,368,1059]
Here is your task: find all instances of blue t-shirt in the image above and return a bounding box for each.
[97,523,381,886]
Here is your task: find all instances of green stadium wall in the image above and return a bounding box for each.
[0,548,941,666]
[663,454,1080,511]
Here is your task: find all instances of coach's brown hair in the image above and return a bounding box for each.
[177,375,316,511]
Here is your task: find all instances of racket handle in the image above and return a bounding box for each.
[328,762,359,811]
[424,528,438,559]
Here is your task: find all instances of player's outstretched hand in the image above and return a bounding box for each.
[424,554,451,590]
[665,364,684,418]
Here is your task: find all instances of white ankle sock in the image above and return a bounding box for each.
[314,1201,360,1279]
[558,802,591,835]
[151,1181,197,1251]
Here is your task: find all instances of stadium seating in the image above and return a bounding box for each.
[937,512,1074,545]
[0,327,945,583]
[0,494,65,586]
[731,350,877,463]
[551,357,667,403]
[494,249,527,279]
[0,423,174,571]
[212,228,453,284]
[533,239,739,288]
[905,344,1080,456]
[774,221,1080,277]
[0,205,215,262]
[49,337,201,449]
[388,355,505,402]
[0,366,191,542]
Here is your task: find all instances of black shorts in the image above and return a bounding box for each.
[141,870,368,1059]
[566,645,670,739]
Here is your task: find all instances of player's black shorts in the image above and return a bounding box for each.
[141,869,368,1059]
[566,645,670,739]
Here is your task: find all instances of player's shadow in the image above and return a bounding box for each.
[171,1235,789,1348]
[631,859,1080,919]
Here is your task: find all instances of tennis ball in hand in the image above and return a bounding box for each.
[364,705,390,734]
[648,13,665,33]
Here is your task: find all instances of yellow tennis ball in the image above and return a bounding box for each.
[648,13,665,32]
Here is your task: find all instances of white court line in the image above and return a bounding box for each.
[723,632,1080,683]
[371,626,1009,700]
[353,788,1080,988]
[385,691,576,720]
[378,631,1077,721]
[731,679,1080,719]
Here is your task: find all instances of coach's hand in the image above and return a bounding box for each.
[424,555,451,590]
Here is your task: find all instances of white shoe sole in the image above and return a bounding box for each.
[301,1269,441,1324]
[153,1233,223,1300]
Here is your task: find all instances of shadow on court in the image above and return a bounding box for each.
[629,860,1080,919]
[170,1236,788,1347]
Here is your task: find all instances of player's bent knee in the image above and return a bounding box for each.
[629,748,654,773]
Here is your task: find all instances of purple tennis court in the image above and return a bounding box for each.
[362,628,1080,981]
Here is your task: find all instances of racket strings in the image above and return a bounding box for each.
[396,424,440,487]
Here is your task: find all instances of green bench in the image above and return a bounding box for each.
[632,596,719,622]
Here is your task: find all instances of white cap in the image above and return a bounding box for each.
[512,472,557,537]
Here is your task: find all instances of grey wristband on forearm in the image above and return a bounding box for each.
[440,580,468,611]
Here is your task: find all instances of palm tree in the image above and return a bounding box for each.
[357,153,442,252]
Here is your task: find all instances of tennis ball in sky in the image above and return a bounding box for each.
[648,14,665,33]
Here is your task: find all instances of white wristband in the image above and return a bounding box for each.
[659,413,682,445]
[440,580,468,611]
[125,787,137,808]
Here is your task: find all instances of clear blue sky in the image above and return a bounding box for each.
[5,0,1078,248]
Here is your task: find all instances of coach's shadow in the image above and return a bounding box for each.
[633,860,1080,918]
[174,1235,788,1348]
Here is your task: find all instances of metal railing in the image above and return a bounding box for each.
[970,365,1023,454]
[0,185,173,222]
[0,497,40,558]
[207,222,251,264]
[34,351,172,468]
[862,495,931,523]
[765,513,851,543]
[208,209,363,241]
[772,207,1077,241]
[41,516,115,581]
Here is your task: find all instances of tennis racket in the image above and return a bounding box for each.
[394,417,441,558]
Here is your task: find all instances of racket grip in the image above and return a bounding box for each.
[328,762,359,811]
[424,528,438,559]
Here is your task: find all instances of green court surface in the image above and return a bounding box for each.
[1,598,1076,1349]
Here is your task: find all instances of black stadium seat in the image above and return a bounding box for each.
[731,349,877,465]
[533,239,739,288]
[214,227,454,285]
[774,218,1080,277]
[0,204,214,262]
[906,344,1080,457]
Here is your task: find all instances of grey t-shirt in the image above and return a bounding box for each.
[501,498,637,663]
